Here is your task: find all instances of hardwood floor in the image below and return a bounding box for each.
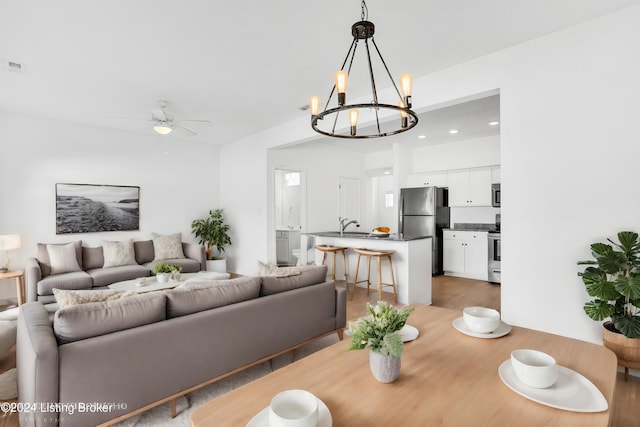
[344,275,637,427]
[1,277,636,426]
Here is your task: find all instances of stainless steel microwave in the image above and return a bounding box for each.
[492,183,501,207]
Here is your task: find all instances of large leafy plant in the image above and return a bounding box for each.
[578,231,640,338]
[348,301,414,357]
[191,209,232,260]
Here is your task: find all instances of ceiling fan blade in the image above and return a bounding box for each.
[173,124,198,136]
[150,107,167,121]
[179,119,212,126]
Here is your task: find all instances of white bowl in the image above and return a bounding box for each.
[269,389,319,427]
[462,307,501,333]
[511,349,558,389]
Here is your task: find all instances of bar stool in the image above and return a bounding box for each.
[351,248,397,302]
[315,245,349,288]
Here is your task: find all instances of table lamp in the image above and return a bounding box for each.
[0,234,21,272]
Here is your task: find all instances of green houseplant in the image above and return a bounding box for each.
[152,263,181,283]
[348,301,414,383]
[578,231,640,380]
[191,209,232,261]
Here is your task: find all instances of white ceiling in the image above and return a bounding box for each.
[1,0,639,147]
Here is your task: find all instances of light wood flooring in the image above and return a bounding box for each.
[1,276,637,426]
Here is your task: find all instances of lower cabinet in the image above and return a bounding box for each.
[443,230,488,281]
[276,230,300,266]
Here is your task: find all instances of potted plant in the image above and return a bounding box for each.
[348,301,414,383]
[578,230,640,381]
[153,262,181,283]
[191,209,232,272]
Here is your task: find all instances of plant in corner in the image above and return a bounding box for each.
[578,230,640,380]
[191,209,232,260]
[348,301,414,383]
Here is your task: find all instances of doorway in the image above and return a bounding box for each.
[274,169,306,266]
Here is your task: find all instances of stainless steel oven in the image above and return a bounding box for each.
[488,232,501,283]
[492,183,501,207]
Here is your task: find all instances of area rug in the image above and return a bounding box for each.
[113,334,340,426]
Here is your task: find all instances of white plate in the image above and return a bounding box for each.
[246,397,332,427]
[452,317,511,339]
[400,324,419,342]
[498,360,608,412]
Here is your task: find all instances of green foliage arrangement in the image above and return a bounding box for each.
[191,209,232,260]
[152,263,181,274]
[578,231,640,338]
[348,301,414,358]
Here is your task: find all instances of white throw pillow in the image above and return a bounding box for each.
[102,239,137,268]
[47,243,82,275]
[152,233,185,260]
[256,260,302,277]
[53,288,136,309]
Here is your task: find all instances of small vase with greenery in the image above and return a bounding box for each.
[191,209,232,260]
[152,263,181,283]
[578,231,640,338]
[348,301,414,383]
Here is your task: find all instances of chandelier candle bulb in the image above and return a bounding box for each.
[400,73,413,107]
[334,70,348,106]
[309,96,320,117]
[349,108,359,136]
[398,101,408,128]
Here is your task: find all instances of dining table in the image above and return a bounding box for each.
[190,304,617,426]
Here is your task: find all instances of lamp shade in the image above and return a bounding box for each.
[0,235,21,251]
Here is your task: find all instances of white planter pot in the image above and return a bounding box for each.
[369,350,401,383]
[156,273,170,283]
[206,258,227,273]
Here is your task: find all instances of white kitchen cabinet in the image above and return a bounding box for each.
[447,167,492,207]
[491,166,501,184]
[406,171,448,188]
[276,230,300,266]
[443,230,488,281]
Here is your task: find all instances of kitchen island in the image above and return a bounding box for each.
[301,232,432,305]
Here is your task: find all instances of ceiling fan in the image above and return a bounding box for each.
[111,100,212,136]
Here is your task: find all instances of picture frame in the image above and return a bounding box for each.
[56,183,140,234]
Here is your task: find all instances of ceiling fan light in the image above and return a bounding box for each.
[153,124,172,135]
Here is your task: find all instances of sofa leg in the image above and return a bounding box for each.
[337,329,344,341]
[171,398,176,418]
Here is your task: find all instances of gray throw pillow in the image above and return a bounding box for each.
[102,239,137,268]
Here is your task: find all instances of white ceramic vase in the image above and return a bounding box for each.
[206,258,227,273]
[369,350,401,383]
[156,273,170,283]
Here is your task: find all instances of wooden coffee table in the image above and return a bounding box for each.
[191,305,616,426]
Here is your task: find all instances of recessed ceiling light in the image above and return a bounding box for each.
[488,121,500,126]
[418,135,427,139]
[449,129,459,134]
[383,170,392,175]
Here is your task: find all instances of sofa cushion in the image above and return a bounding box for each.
[166,276,261,318]
[52,288,135,309]
[37,271,93,296]
[53,292,167,344]
[102,239,137,268]
[37,240,82,277]
[260,265,328,296]
[144,258,201,274]
[47,242,82,275]
[82,246,104,270]
[152,233,185,260]
[87,264,151,287]
[134,240,155,264]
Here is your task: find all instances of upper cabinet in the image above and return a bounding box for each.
[406,171,448,188]
[447,167,492,207]
[491,166,501,184]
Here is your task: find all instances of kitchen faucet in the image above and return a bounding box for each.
[339,217,360,236]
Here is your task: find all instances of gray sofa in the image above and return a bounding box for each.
[17,265,346,427]
[25,239,206,304]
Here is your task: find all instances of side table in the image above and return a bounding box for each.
[0,270,25,306]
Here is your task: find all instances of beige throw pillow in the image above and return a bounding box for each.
[256,260,302,277]
[152,233,185,260]
[53,288,136,309]
[102,239,137,268]
[47,242,82,275]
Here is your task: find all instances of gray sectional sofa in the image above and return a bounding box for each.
[17,265,347,427]
[25,239,206,304]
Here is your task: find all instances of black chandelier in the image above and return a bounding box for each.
[310,1,418,139]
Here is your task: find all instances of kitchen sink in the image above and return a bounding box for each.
[314,231,369,237]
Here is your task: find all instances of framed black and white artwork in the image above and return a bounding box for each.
[56,183,140,234]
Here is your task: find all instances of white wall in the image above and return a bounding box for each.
[0,111,220,299]
[220,4,640,344]
[412,136,500,172]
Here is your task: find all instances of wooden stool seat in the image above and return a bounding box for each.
[351,248,397,302]
[315,246,349,291]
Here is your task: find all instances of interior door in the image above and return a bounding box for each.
[338,177,360,222]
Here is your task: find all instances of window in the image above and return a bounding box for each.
[285,172,300,186]
[385,191,394,208]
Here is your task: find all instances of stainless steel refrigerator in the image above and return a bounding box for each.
[398,187,450,275]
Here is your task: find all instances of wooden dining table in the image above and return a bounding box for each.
[191,304,617,426]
